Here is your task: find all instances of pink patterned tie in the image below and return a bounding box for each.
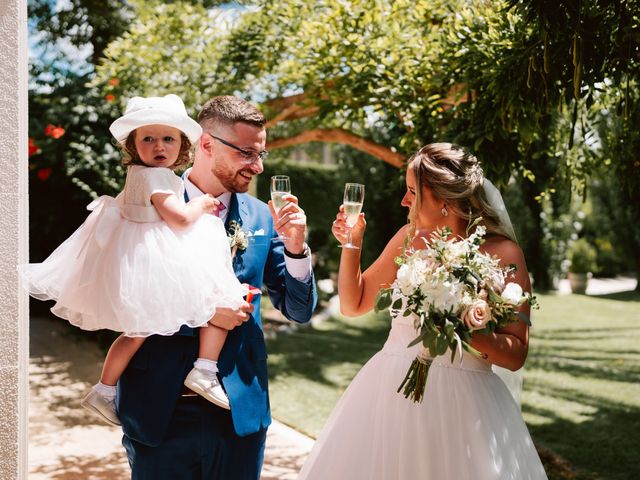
[214,203,226,217]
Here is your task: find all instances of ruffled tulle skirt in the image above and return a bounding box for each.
[298,319,548,480]
[19,198,246,336]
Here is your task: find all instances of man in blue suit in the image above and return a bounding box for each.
[118,96,317,479]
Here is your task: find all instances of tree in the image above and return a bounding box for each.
[65,0,639,287]
[28,0,134,263]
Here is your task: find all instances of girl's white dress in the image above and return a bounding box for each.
[20,165,246,337]
[298,305,548,479]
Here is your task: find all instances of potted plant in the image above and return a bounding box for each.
[567,239,598,294]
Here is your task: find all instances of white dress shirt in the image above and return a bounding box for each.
[183,168,312,282]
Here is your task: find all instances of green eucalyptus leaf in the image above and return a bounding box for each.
[374,288,393,312]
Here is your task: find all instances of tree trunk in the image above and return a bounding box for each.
[521,178,552,291]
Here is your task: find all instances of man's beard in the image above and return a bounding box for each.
[213,163,251,193]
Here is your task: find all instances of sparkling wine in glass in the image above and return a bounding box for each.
[343,183,364,249]
[270,175,291,239]
[270,175,290,212]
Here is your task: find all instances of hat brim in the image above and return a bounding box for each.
[109,110,202,143]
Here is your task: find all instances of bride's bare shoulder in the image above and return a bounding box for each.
[377,224,411,260]
[388,224,410,243]
[481,235,525,266]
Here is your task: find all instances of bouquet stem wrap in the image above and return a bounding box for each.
[397,347,433,402]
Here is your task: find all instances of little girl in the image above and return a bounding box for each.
[20,94,250,426]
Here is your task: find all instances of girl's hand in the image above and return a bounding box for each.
[331,205,366,246]
[191,194,220,215]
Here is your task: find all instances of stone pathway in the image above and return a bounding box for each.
[556,275,636,295]
[29,315,312,480]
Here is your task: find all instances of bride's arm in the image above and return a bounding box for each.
[471,239,532,371]
[334,218,409,317]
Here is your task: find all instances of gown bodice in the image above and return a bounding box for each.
[382,308,493,373]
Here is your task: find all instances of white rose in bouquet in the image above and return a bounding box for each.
[501,282,524,305]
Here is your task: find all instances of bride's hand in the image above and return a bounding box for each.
[331,205,366,246]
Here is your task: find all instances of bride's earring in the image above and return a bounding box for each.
[441,205,448,217]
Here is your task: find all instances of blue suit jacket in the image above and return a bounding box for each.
[117,192,317,445]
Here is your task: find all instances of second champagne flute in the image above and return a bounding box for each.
[343,183,364,249]
[270,175,291,240]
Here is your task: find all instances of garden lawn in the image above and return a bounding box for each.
[266,291,640,480]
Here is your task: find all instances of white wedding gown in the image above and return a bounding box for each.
[298,310,548,480]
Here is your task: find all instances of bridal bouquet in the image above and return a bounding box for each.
[374,223,536,403]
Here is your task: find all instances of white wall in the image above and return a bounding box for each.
[0,0,29,477]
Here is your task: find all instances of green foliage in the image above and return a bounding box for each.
[28,0,134,260]
[567,238,598,274]
[30,0,640,284]
[374,288,393,313]
[28,0,133,80]
[28,76,125,260]
[96,1,229,110]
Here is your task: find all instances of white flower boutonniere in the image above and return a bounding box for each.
[228,220,249,258]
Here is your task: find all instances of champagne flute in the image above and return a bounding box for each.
[343,183,364,249]
[270,175,291,240]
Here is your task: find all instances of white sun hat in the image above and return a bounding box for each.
[109,94,202,143]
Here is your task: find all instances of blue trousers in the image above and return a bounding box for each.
[123,395,267,480]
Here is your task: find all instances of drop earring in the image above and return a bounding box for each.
[441,206,448,217]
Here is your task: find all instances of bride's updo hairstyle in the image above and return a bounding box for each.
[407,142,515,241]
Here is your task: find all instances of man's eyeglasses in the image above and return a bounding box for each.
[209,134,269,164]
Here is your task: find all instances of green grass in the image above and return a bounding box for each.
[522,291,640,480]
[266,291,640,480]
[266,310,390,436]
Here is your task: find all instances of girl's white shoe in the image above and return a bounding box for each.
[80,387,121,426]
[183,368,231,410]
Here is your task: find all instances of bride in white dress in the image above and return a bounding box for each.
[298,143,547,480]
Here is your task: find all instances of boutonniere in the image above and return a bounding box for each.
[228,220,249,258]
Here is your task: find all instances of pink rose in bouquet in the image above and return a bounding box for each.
[462,300,491,331]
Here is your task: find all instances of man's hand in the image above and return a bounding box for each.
[208,303,254,330]
[268,194,307,254]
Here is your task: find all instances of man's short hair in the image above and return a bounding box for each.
[198,96,266,132]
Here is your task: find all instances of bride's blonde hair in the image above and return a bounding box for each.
[407,143,514,241]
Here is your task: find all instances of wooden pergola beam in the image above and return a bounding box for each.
[267,128,405,168]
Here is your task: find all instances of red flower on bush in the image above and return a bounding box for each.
[108,78,119,86]
[28,138,40,156]
[105,94,115,102]
[45,124,65,139]
[52,127,65,139]
[37,168,52,181]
